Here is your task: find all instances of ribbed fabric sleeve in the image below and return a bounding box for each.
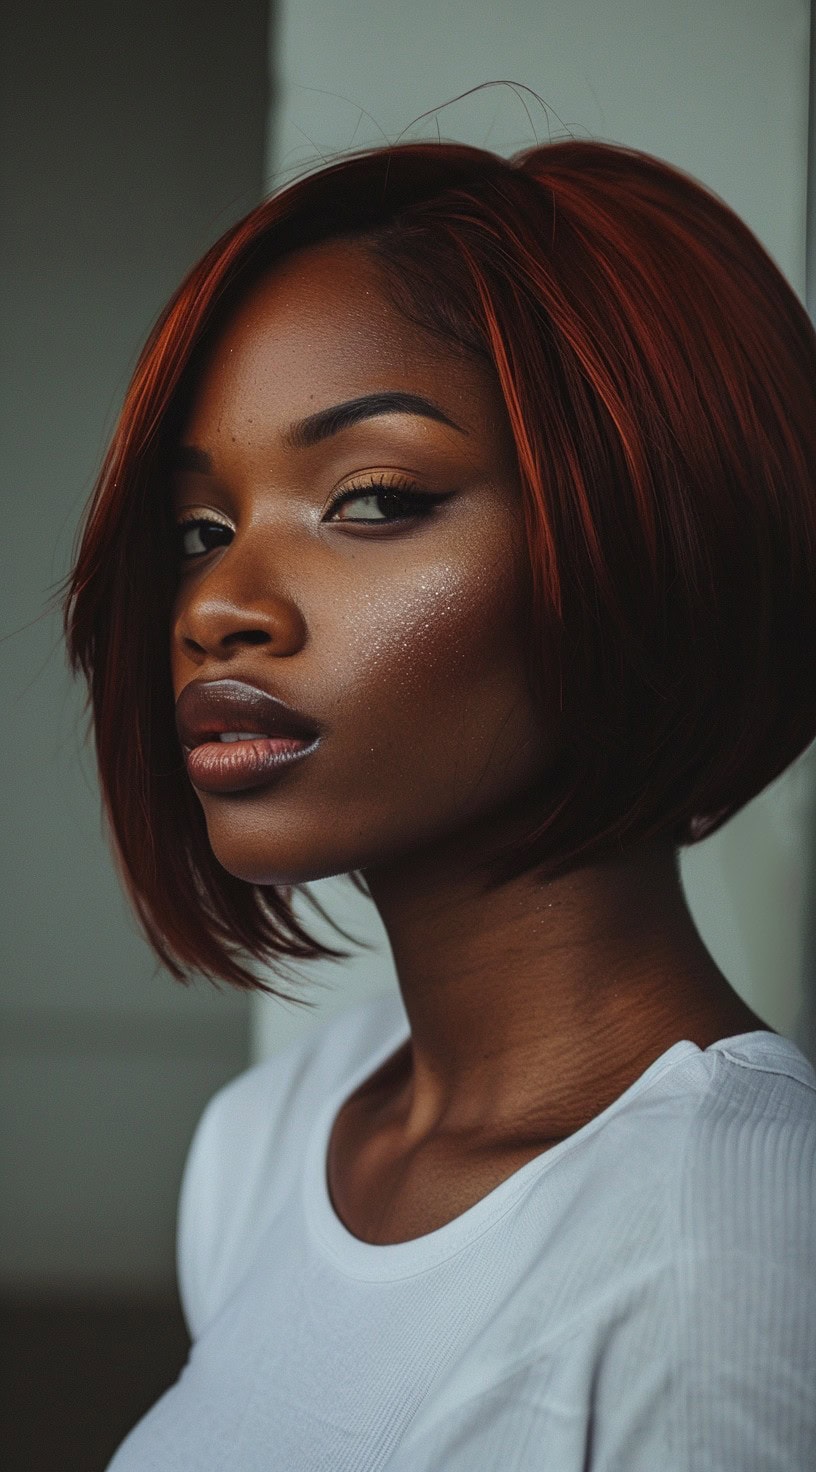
[569,1049,816,1470]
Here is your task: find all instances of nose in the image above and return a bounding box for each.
[174,602,307,661]
[172,573,308,661]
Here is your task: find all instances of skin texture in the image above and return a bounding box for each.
[170,239,772,1243]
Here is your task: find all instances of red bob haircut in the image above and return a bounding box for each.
[55,137,816,1003]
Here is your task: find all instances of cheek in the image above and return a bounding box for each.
[167,516,548,882]
[333,526,541,800]
[168,508,542,815]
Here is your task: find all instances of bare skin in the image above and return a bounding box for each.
[170,238,773,1245]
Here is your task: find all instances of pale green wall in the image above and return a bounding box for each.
[0,0,270,1293]
[254,0,816,1067]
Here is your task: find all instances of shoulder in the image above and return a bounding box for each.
[672,1034,816,1256]
[583,1039,816,1468]
[186,987,406,1158]
[176,990,405,1337]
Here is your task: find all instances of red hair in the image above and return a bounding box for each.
[54,138,816,1002]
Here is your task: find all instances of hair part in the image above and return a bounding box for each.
[53,137,816,1002]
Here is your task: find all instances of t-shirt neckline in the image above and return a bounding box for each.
[302,1016,785,1282]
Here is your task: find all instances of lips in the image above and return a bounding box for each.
[175,677,323,753]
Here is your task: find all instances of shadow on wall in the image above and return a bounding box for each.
[714,740,816,1068]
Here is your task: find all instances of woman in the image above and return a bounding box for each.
[59,137,816,1468]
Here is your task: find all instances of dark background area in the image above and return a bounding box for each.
[1,1,270,1467]
[1,1297,191,1469]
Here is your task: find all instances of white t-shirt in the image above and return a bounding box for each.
[107,989,816,1470]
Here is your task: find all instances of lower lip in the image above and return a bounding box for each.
[183,735,319,793]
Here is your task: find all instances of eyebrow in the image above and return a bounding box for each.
[169,390,467,473]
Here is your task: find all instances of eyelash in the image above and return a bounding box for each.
[173,474,447,561]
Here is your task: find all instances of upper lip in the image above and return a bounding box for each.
[175,677,323,752]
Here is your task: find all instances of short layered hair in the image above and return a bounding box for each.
[55,138,816,1002]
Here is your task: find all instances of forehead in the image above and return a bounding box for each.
[181,238,506,438]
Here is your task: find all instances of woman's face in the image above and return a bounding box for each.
[169,238,554,887]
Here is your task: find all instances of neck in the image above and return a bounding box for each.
[361,835,765,1146]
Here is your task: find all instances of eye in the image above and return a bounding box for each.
[322,474,450,525]
[173,475,451,562]
[173,514,231,561]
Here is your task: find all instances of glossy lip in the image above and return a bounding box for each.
[183,732,320,794]
[175,677,324,754]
